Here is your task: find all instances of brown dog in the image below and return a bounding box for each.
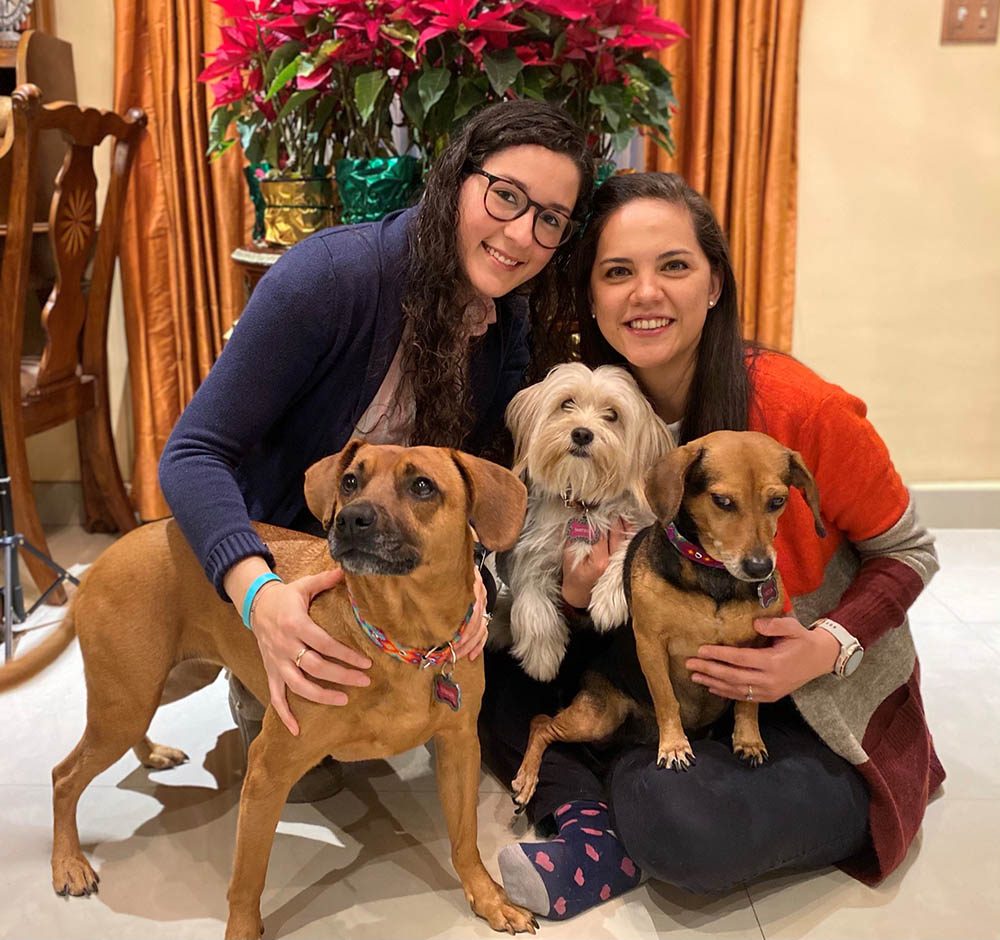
[0,442,537,939]
[509,431,824,810]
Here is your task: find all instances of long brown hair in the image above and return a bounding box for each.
[403,99,595,449]
[573,172,752,442]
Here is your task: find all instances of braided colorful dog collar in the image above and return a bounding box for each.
[347,590,475,711]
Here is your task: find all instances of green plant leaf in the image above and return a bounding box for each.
[208,103,237,154]
[417,68,451,114]
[610,128,635,153]
[264,41,302,85]
[455,76,488,120]
[236,111,266,162]
[560,61,576,85]
[277,89,317,121]
[483,49,524,96]
[589,85,628,132]
[264,121,282,168]
[354,70,389,124]
[520,10,551,33]
[552,30,568,61]
[266,57,301,101]
[401,80,424,131]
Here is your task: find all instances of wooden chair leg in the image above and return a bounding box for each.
[77,409,135,534]
[2,418,67,605]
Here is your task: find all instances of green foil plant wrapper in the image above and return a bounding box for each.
[595,160,618,188]
[244,162,271,244]
[336,156,422,225]
[259,172,341,247]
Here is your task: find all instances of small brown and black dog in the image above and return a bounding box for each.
[510,431,825,810]
[0,442,538,939]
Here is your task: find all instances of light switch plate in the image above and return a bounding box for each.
[941,0,1000,43]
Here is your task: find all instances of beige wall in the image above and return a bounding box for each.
[25,0,132,483]
[795,0,1000,484]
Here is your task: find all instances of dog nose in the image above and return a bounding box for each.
[335,502,377,537]
[571,427,594,446]
[741,554,774,580]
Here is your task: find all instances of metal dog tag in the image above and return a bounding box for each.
[566,516,601,544]
[757,576,778,608]
[434,673,462,711]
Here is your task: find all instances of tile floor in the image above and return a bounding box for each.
[1,526,997,940]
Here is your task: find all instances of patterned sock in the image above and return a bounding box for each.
[498,800,642,919]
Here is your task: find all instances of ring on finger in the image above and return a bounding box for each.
[746,684,754,702]
[294,646,309,669]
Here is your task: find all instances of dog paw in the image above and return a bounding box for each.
[510,768,539,815]
[52,854,99,897]
[476,890,538,934]
[135,740,189,770]
[733,740,769,767]
[656,739,695,772]
[588,583,629,633]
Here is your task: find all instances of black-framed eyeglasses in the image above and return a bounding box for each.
[465,164,577,249]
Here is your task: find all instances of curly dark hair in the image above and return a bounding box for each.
[572,172,753,443]
[403,99,595,449]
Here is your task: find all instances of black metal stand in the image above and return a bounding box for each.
[1,429,80,662]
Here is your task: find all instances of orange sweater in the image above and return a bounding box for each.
[747,351,943,883]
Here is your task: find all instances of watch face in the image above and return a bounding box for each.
[843,647,864,677]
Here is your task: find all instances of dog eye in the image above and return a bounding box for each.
[341,473,358,494]
[711,493,736,511]
[560,398,575,411]
[602,409,618,423]
[767,495,787,511]
[410,477,437,499]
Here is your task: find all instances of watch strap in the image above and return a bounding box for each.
[811,617,863,678]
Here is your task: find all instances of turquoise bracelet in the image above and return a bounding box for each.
[241,572,283,629]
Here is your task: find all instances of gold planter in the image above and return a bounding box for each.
[259,175,341,247]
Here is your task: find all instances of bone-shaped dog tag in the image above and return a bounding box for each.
[434,673,462,711]
[757,576,778,608]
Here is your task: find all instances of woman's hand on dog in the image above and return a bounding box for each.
[685,616,841,702]
[560,518,633,608]
[451,566,490,662]
[248,569,373,736]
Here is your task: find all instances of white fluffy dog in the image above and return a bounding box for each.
[496,362,673,681]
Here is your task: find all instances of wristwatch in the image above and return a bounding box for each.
[811,617,864,678]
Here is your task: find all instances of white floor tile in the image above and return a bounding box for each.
[747,798,1000,940]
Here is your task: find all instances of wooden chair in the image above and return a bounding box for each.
[0,84,145,600]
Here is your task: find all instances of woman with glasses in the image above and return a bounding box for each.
[159,99,594,799]
[482,171,942,920]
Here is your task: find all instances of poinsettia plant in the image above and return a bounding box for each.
[200,0,686,173]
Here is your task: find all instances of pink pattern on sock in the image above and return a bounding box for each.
[554,838,566,843]
[574,867,585,886]
[600,884,612,901]
[534,851,554,872]
[553,897,567,916]
[561,818,578,828]
[555,803,573,816]
[585,843,600,861]
[581,827,603,836]
[621,857,636,878]
[598,802,608,810]
[581,808,601,816]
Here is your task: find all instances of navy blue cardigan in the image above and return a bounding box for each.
[159,206,530,595]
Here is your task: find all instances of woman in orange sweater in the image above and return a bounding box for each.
[481,172,943,919]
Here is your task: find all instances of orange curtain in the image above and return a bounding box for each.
[113,0,250,520]
[647,0,803,351]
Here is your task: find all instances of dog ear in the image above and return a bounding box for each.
[787,450,826,537]
[629,408,676,512]
[504,383,541,478]
[304,439,365,529]
[643,443,704,524]
[450,451,528,552]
